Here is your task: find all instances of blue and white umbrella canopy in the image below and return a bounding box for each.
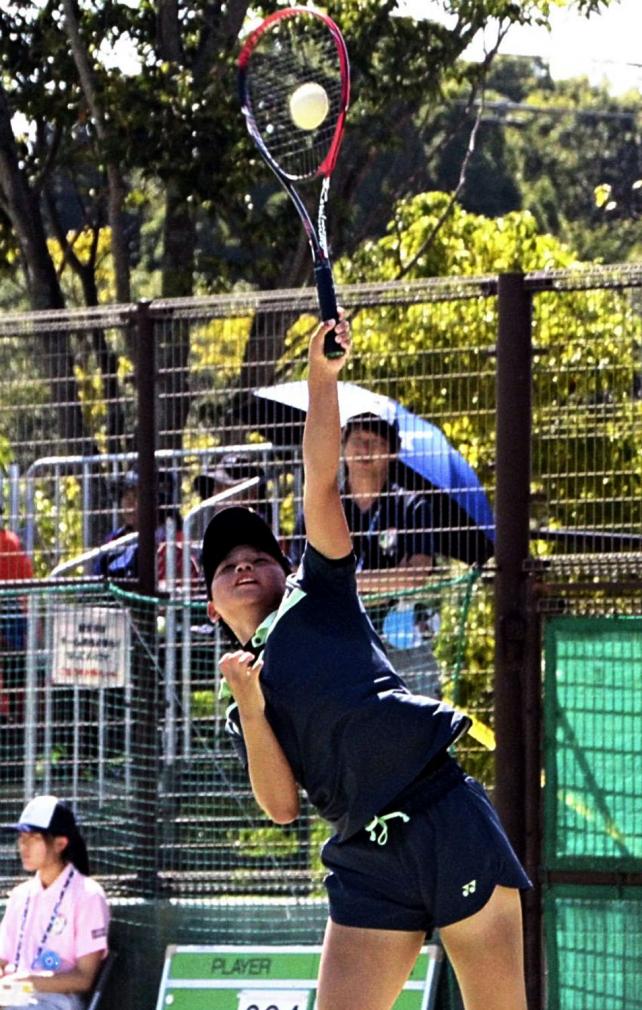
[252,380,495,564]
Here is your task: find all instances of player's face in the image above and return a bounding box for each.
[17,831,66,873]
[344,428,391,486]
[120,488,139,529]
[207,545,286,625]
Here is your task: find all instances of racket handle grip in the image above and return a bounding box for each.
[314,262,344,358]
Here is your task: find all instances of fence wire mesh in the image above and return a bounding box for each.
[0,270,640,1007]
[0,583,158,899]
[543,612,642,869]
[538,564,642,1010]
[0,574,488,932]
[530,277,642,553]
[544,885,642,1010]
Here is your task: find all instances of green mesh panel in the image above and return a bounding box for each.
[544,886,642,1010]
[544,616,642,869]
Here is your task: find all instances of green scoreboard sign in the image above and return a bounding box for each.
[155,944,443,1010]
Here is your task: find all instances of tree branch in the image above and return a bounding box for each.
[396,19,511,280]
[61,0,131,304]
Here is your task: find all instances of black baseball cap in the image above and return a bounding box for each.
[4,795,78,837]
[342,412,401,453]
[201,506,290,598]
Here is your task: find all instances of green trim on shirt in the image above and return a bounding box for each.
[218,583,308,701]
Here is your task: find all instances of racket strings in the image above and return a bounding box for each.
[245,17,343,179]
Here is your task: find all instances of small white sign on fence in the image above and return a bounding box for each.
[51,606,130,688]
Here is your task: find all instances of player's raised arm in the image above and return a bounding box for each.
[303,315,352,559]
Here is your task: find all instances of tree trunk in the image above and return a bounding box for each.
[152,0,253,449]
[0,85,64,310]
[61,0,131,305]
[0,83,95,453]
[43,185,127,458]
[161,181,196,299]
[154,181,196,451]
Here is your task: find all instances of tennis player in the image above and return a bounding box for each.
[0,795,109,1009]
[202,315,530,1010]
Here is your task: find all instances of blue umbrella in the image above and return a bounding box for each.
[252,380,495,562]
[396,400,494,535]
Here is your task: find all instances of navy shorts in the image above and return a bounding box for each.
[321,757,531,933]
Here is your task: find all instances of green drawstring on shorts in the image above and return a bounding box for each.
[365,811,410,846]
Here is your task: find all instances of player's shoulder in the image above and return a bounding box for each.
[300,542,355,576]
[7,877,31,902]
[74,873,107,899]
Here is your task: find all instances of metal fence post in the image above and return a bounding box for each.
[23,594,39,800]
[136,301,158,597]
[132,300,159,898]
[494,273,541,1008]
[494,271,532,845]
[523,573,543,1010]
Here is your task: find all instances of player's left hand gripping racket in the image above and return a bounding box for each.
[238,7,350,357]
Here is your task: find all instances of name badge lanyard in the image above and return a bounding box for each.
[14,866,75,971]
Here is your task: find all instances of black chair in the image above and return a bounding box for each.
[87,950,117,1010]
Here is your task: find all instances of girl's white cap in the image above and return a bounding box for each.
[4,795,77,836]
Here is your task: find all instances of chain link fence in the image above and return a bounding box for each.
[0,268,640,1008]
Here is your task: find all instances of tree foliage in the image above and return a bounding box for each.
[337,189,641,524]
[0,0,632,463]
[514,77,642,262]
[447,56,642,262]
[0,0,615,309]
[332,189,641,775]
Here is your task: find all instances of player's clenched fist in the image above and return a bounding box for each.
[219,651,265,712]
[309,311,351,376]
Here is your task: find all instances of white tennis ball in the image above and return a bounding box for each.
[289,81,329,131]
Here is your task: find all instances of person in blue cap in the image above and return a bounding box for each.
[201,315,529,1010]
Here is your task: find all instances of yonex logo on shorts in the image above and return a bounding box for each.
[462,880,477,897]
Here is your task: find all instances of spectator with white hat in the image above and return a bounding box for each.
[0,795,109,1009]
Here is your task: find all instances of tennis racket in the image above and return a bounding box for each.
[238,7,350,357]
